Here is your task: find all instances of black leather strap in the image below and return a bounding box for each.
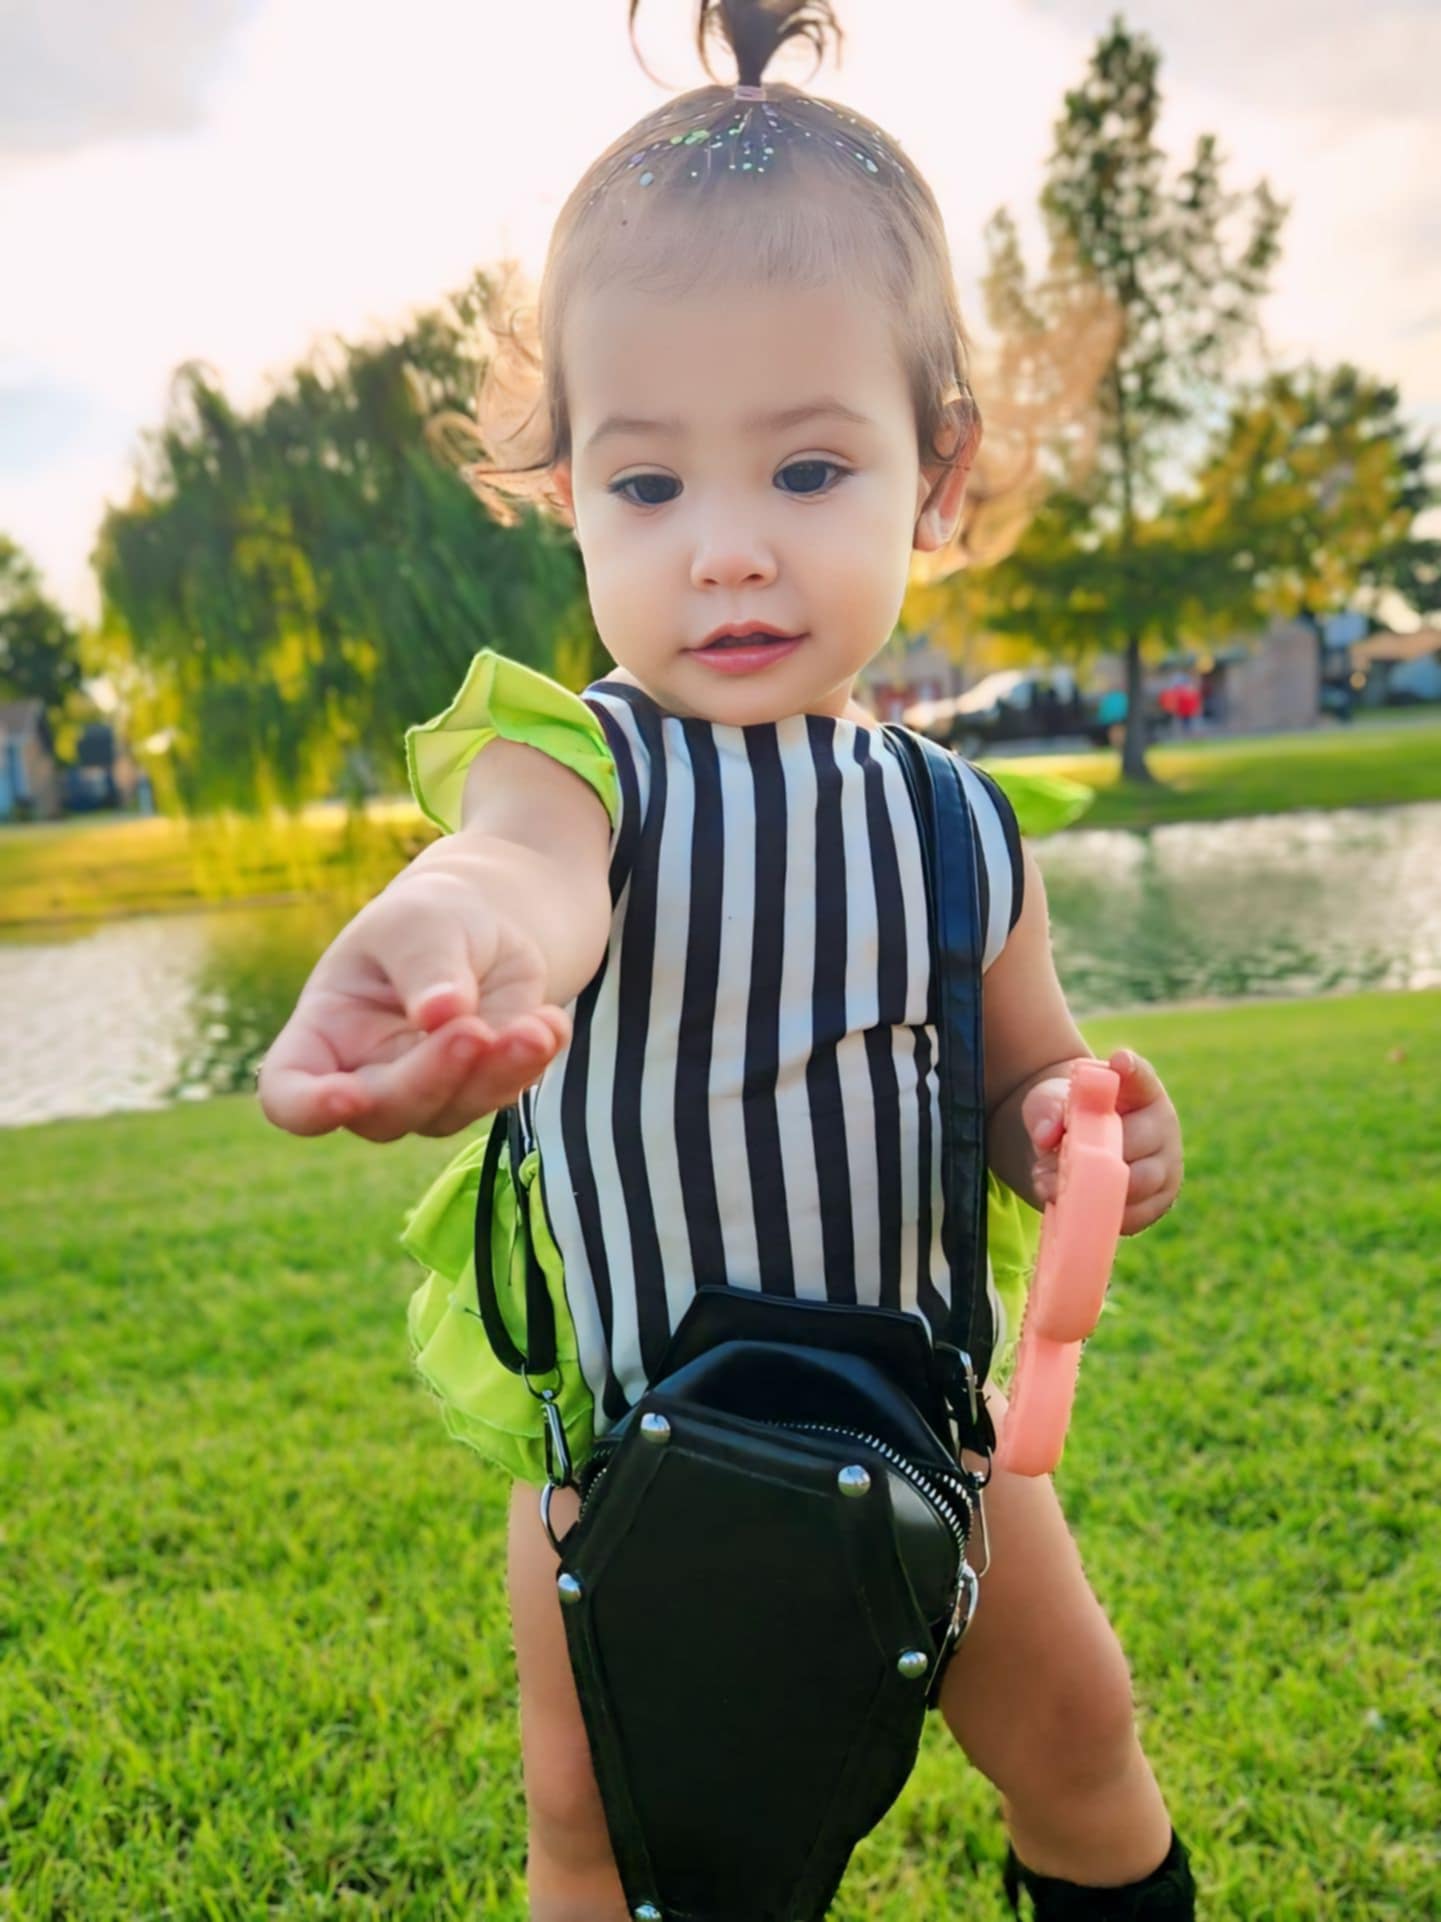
[471,1104,557,1378]
[881,727,993,1389]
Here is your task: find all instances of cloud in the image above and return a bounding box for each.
[1022,0,1439,122]
[0,373,129,475]
[2,0,1437,629]
[0,0,258,158]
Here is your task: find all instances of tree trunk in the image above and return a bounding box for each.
[1121,632,1155,782]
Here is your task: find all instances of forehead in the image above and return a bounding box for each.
[565,280,912,456]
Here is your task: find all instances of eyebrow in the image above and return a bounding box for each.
[583,397,874,453]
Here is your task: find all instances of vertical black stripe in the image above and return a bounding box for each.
[743,725,794,1294]
[858,732,904,1310]
[558,950,629,1423]
[597,688,672,1379]
[675,720,726,1285]
[585,695,642,906]
[806,717,854,1302]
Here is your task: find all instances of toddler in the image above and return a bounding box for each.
[261,4,1192,1915]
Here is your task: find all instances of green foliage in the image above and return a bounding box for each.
[93,272,596,815]
[972,14,1286,779]
[0,535,84,723]
[2,993,1436,1914]
[1179,362,1441,632]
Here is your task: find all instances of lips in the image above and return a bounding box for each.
[693,623,804,652]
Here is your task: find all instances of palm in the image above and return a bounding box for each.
[302,934,549,1073]
[260,913,567,1140]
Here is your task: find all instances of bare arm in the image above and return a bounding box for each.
[982,841,1184,1234]
[257,737,612,1141]
[982,840,1092,1209]
[423,735,613,1009]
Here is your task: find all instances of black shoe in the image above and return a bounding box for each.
[1002,1828,1196,1920]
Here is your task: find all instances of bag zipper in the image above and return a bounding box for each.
[577,1417,976,1553]
[773,1420,975,1554]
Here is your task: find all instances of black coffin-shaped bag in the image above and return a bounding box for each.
[472,727,1000,1922]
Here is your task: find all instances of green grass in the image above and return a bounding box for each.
[6,714,1440,929]
[3,992,1438,1916]
[996,713,1441,831]
[0,805,425,932]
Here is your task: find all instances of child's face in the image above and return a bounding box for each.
[554,278,970,724]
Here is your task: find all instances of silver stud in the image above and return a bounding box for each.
[640,1413,671,1447]
[634,1906,664,1920]
[557,1573,584,1607]
[897,1649,930,1680]
[837,1464,871,1498]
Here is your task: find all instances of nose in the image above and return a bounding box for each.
[690,527,778,591]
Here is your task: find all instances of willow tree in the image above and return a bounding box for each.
[972,14,1287,779]
[95,271,593,814]
[0,536,84,724]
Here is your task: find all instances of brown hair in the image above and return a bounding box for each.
[427,1,1114,573]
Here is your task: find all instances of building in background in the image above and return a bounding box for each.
[0,700,62,821]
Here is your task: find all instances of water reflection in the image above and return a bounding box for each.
[1040,803,1441,1011]
[0,902,345,1129]
[2,803,1438,1127]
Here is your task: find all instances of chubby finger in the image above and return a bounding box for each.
[257,1015,352,1136]
[1120,1106,1170,1164]
[420,1019,569,1137]
[348,895,493,1033]
[1020,1075,1070,1152]
[1109,1048,1166,1114]
[322,1016,503,1142]
[1121,1151,1181,1233]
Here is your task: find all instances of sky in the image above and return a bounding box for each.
[2,0,1438,630]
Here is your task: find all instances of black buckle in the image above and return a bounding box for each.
[936,1343,996,1463]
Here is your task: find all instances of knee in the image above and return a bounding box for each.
[1003,1637,1141,1803]
[524,1728,616,1875]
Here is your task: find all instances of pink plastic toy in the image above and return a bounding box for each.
[993,1059,1129,1476]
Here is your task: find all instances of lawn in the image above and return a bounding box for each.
[4,713,1439,929]
[1008,711,1441,831]
[2,991,1437,1917]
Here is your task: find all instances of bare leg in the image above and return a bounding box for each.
[941,1390,1175,1886]
[505,1480,629,1922]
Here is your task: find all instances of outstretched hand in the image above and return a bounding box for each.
[1021,1048,1183,1235]
[257,885,570,1142]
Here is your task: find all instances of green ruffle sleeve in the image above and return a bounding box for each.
[401,1119,597,1486]
[980,764,1095,838]
[404,648,619,836]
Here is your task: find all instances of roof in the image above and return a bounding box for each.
[0,698,46,734]
[1351,627,1441,667]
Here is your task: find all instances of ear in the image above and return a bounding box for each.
[552,459,576,530]
[913,402,980,555]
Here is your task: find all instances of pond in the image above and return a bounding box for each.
[3,802,1438,1129]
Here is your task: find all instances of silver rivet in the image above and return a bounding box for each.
[634,1906,664,1920]
[640,1413,671,1447]
[897,1649,930,1680]
[557,1573,584,1607]
[837,1465,871,1498]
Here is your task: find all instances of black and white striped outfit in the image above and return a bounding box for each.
[522,677,1025,1436]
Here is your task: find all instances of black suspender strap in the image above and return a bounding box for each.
[470,1102,557,1379]
[882,726,996,1419]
